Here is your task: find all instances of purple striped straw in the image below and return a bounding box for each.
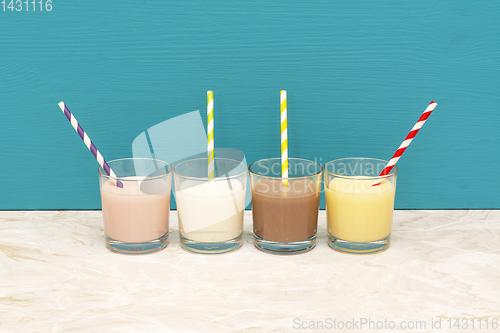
[58,102,123,188]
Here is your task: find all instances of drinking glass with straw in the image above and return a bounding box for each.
[324,101,437,255]
[248,90,322,254]
[58,102,173,255]
[173,90,247,254]
[58,102,123,188]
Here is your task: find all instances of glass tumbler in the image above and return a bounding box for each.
[99,158,172,255]
[249,158,322,255]
[324,157,397,254]
[174,157,247,254]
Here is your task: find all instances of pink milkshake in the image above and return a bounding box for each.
[98,158,172,254]
[101,178,171,243]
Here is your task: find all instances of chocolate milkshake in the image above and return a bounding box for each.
[251,179,320,243]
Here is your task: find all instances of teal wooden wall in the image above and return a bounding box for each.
[0,1,499,209]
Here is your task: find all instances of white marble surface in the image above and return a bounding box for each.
[0,210,499,332]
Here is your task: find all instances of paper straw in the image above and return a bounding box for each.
[207,91,215,180]
[280,90,288,185]
[373,101,437,186]
[58,102,123,188]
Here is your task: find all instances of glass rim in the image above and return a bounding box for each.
[98,157,172,181]
[173,157,248,181]
[248,157,322,180]
[323,157,398,179]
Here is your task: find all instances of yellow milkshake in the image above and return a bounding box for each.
[325,178,396,242]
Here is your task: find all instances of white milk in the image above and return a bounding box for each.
[176,179,246,242]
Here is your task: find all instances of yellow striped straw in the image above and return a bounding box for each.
[207,91,215,180]
[280,90,288,185]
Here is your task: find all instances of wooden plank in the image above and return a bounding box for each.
[0,1,498,209]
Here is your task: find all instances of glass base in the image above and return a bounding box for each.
[106,233,169,255]
[254,234,316,255]
[180,234,242,255]
[328,233,390,254]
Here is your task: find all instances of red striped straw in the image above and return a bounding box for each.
[373,101,437,186]
[58,102,123,188]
